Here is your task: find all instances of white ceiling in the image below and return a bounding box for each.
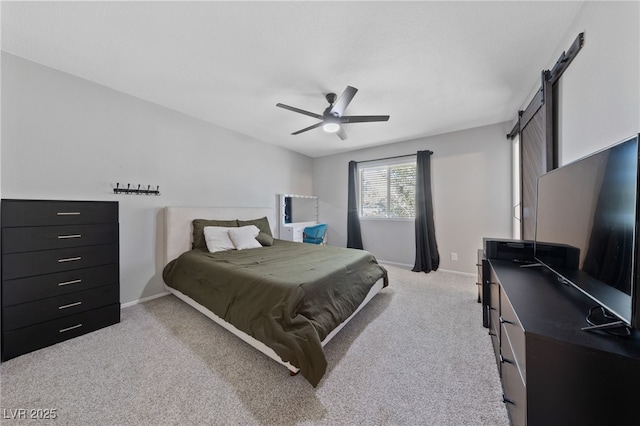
[1,1,584,158]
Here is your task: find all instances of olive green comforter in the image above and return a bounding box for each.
[162,239,388,387]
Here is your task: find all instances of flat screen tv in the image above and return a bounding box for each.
[535,134,640,330]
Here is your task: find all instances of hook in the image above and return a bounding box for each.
[113,182,161,196]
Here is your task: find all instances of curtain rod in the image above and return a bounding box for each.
[355,153,419,165]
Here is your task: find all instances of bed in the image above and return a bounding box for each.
[161,206,388,387]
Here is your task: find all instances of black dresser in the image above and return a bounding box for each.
[1,199,120,361]
[487,260,640,426]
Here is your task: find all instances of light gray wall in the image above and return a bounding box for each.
[313,1,640,276]
[313,122,513,274]
[533,1,639,164]
[2,0,635,299]
[1,53,313,304]
[558,1,639,163]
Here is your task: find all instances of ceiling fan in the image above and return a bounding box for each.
[276,85,390,140]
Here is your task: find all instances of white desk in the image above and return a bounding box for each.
[279,222,323,243]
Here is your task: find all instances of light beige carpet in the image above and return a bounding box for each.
[0,264,509,425]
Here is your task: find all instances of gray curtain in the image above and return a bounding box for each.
[347,161,363,249]
[412,150,440,272]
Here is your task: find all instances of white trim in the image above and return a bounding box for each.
[438,268,476,277]
[359,217,414,222]
[121,291,170,309]
[379,260,413,268]
[379,261,476,277]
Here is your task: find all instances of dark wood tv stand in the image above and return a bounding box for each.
[486,259,640,426]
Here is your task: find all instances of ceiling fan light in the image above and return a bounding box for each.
[323,122,340,133]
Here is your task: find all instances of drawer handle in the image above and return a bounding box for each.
[59,324,83,333]
[499,316,515,325]
[58,301,82,310]
[502,395,515,405]
[58,279,82,287]
[57,212,81,216]
[500,355,514,364]
[488,331,497,336]
[58,234,82,239]
[58,256,82,263]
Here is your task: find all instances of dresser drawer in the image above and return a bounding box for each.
[488,270,502,370]
[490,281,500,310]
[2,284,119,331]
[2,223,119,254]
[2,243,118,280]
[489,278,500,334]
[500,291,526,381]
[292,227,304,242]
[1,200,118,227]
[280,226,305,242]
[489,309,501,371]
[501,335,527,426]
[1,303,120,361]
[2,264,118,307]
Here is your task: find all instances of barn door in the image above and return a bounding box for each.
[512,33,584,240]
[520,75,554,240]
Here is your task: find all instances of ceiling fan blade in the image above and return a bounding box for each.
[329,86,358,116]
[336,126,348,140]
[340,115,390,123]
[276,103,323,119]
[291,122,322,135]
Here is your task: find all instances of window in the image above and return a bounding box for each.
[359,159,416,219]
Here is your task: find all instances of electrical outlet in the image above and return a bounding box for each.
[451,252,458,261]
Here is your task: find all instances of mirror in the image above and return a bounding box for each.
[280,194,318,224]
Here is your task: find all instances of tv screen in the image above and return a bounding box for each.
[535,134,639,326]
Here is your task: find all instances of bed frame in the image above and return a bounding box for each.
[163,206,384,375]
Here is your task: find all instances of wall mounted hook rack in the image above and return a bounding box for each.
[113,183,160,196]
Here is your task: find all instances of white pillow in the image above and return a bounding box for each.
[228,225,262,250]
[203,226,236,253]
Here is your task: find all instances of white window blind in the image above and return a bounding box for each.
[359,159,416,218]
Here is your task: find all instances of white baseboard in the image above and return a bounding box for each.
[121,292,170,309]
[379,260,475,277]
[438,268,476,277]
[378,260,413,268]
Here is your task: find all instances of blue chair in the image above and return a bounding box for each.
[303,224,327,244]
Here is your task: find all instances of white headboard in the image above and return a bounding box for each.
[164,206,276,265]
